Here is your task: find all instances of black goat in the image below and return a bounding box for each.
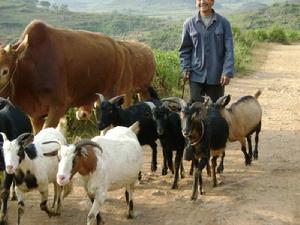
[152,103,185,189]
[180,98,229,200]
[0,97,32,225]
[94,94,159,172]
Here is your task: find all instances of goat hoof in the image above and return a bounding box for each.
[0,217,7,225]
[213,183,217,188]
[190,195,198,201]
[171,184,178,189]
[217,166,224,174]
[151,164,157,172]
[162,168,168,176]
[11,193,17,201]
[200,191,205,195]
[127,213,134,219]
[253,152,258,160]
[181,173,185,179]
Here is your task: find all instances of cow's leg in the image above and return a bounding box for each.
[29,117,44,134]
[43,105,66,129]
[171,150,183,189]
[0,172,14,225]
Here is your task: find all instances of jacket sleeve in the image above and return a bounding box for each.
[178,20,193,73]
[222,19,234,77]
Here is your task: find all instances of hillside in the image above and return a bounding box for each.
[230,2,300,29]
[48,0,287,17]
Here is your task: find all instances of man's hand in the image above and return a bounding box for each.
[220,75,230,86]
[182,71,190,82]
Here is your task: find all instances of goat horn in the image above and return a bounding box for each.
[95,93,106,103]
[16,133,34,144]
[161,97,187,110]
[108,94,126,104]
[42,140,61,145]
[75,139,103,153]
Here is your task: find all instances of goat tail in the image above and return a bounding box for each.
[129,121,140,135]
[62,180,73,199]
[254,89,263,99]
[56,117,68,136]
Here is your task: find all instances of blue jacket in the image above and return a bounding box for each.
[179,11,234,85]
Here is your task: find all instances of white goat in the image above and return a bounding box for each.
[1,125,72,225]
[57,122,142,225]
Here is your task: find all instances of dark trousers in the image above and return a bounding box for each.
[189,81,224,103]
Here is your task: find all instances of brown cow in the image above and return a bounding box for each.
[0,20,155,133]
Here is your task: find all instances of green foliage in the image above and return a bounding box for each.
[153,50,181,96]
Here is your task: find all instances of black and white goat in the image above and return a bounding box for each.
[0,97,32,225]
[152,102,185,189]
[57,122,142,225]
[164,97,229,200]
[94,94,159,172]
[1,125,72,225]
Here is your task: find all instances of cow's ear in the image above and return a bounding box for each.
[4,44,12,54]
[15,34,29,60]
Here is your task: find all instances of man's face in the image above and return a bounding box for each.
[195,0,214,14]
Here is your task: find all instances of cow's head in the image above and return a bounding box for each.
[0,35,29,90]
[94,93,125,130]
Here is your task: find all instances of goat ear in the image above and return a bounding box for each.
[79,147,88,158]
[0,132,8,142]
[216,95,231,107]
[109,94,125,106]
[23,144,37,160]
[95,93,105,107]
[15,34,29,60]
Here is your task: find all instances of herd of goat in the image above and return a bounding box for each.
[0,87,262,225]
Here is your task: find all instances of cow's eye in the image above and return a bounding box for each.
[1,68,9,76]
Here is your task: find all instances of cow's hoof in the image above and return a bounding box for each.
[162,168,168,176]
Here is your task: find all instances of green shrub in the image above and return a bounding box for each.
[267,26,288,44]
[153,49,181,96]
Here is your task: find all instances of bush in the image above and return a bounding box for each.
[153,49,181,96]
[267,26,288,44]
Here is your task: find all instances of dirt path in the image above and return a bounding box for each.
[7,43,300,225]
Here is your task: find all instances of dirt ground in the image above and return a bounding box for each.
[6,43,300,225]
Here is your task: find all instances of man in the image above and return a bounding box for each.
[179,0,234,103]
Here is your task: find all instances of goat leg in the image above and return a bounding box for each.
[211,156,218,187]
[0,172,14,225]
[87,193,104,225]
[10,180,17,201]
[149,142,158,172]
[253,123,261,160]
[126,184,135,219]
[240,139,251,166]
[171,153,182,189]
[17,201,24,225]
[217,151,225,174]
[247,136,253,160]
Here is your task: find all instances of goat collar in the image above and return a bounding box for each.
[190,120,205,146]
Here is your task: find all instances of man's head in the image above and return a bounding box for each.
[195,0,214,16]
